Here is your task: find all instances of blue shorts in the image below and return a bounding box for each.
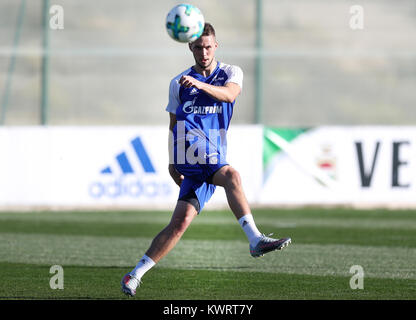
[174,162,228,213]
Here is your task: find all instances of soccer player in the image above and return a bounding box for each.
[121,23,291,297]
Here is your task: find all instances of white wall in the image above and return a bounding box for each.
[1,125,415,210]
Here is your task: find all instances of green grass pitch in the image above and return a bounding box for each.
[0,208,415,300]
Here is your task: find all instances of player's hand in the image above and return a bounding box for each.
[179,75,202,89]
[168,164,184,187]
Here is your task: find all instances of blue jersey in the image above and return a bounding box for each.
[166,62,243,168]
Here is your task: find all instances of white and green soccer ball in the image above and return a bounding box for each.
[166,4,205,43]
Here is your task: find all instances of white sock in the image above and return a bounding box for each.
[131,254,156,280]
[238,214,262,247]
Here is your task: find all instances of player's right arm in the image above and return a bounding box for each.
[166,77,184,187]
[168,113,183,187]
[179,64,243,103]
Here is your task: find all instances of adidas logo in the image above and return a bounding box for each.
[101,136,156,175]
[89,136,172,199]
[189,88,199,95]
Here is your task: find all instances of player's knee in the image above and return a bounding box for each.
[224,166,242,189]
[169,215,192,237]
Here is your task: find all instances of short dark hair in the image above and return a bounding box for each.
[201,22,215,37]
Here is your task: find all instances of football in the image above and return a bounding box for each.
[165,4,205,43]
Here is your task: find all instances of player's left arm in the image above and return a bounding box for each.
[179,76,241,103]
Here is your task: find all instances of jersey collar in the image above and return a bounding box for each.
[191,61,220,80]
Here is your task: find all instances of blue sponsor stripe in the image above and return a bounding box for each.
[131,137,156,173]
[116,152,134,174]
